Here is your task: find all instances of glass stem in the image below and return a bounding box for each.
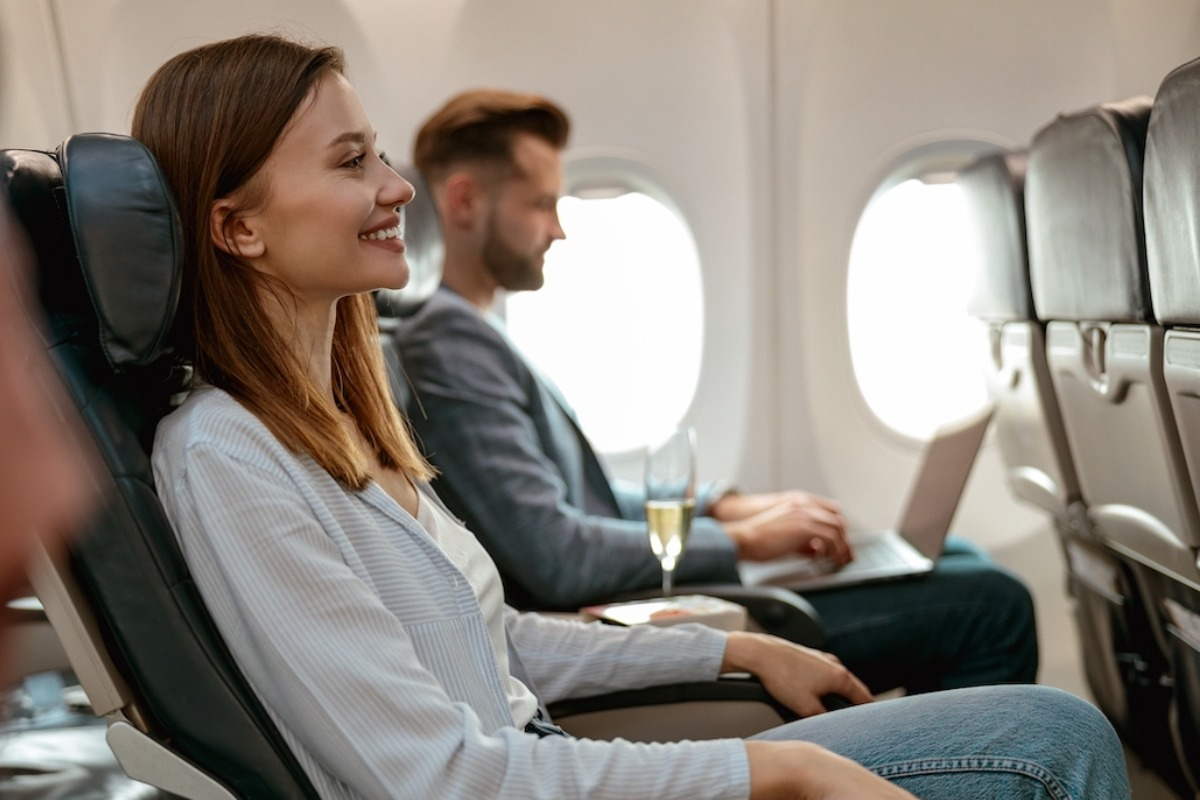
[662,565,674,596]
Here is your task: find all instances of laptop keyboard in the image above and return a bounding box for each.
[851,537,902,568]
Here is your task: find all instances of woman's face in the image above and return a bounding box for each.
[229,72,414,307]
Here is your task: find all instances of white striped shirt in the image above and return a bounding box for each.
[414,487,540,725]
[152,387,751,799]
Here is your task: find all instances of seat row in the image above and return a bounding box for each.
[961,56,1200,796]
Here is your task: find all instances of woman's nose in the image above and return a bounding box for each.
[384,173,416,209]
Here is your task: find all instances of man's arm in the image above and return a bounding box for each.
[398,298,739,608]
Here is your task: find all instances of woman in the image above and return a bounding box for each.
[137,33,1130,799]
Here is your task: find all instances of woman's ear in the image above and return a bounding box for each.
[210,198,265,258]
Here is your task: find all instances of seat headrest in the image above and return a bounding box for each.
[1145,56,1200,326]
[1,133,182,368]
[1025,97,1154,323]
[376,164,443,318]
[960,150,1034,322]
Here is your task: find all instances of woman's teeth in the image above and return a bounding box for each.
[360,226,401,241]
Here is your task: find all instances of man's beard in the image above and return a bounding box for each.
[482,220,544,293]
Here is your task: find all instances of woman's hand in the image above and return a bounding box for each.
[746,741,919,800]
[721,631,871,718]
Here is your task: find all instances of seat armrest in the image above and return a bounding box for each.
[547,675,797,741]
[610,584,826,647]
[549,675,796,721]
[547,675,854,742]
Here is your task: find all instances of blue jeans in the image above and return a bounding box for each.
[802,536,1038,692]
[751,685,1132,799]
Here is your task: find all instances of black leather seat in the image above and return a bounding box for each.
[3,133,320,799]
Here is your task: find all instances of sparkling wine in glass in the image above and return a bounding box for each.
[644,426,697,596]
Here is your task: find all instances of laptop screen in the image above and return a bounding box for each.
[896,405,994,558]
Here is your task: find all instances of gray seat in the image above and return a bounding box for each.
[1024,98,1194,793]
[1027,96,1199,587]
[1142,53,1200,793]
[964,148,1180,787]
[962,150,1082,521]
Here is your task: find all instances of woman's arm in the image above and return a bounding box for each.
[504,607,728,703]
[507,610,871,717]
[156,419,754,800]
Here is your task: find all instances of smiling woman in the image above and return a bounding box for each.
[131,37,430,491]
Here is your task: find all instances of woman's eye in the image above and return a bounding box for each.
[344,154,366,169]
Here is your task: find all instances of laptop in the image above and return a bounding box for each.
[736,405,993,592]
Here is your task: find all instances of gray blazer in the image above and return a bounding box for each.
[398,286,740,609]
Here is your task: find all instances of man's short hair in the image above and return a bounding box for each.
[413,89,570,184]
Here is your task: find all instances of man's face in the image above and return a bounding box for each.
[479,133,565,293]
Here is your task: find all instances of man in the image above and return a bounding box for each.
[397,89,1037,693]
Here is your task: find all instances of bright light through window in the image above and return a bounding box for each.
[506,192,704,454]
[846,179,989,440]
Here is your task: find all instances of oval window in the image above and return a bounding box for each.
[505,184,704,455]
[846,174,990,440]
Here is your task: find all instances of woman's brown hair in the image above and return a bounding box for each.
[133,33,430,487]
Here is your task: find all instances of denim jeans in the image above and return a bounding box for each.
[803,536,1039,693]
[751,685,1132,799]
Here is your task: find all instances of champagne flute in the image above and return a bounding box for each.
[644,426,697,596]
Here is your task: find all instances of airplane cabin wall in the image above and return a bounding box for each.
[777,0,1200,545]
[0,1,71,149]
[2,1,1200,549]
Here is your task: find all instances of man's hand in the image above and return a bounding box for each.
[712,491,852,565]
[721,631,871,718]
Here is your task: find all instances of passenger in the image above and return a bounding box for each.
[137,33,1130,799]
[397,88,1039,694]
[0,198,96,673]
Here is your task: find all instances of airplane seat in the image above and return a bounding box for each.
[961,150,1082,521]
[960,149,1162,754]
[2,133,321,799]
[375,164,443,413]
[1142,53,1200,792]
[1024,98,1194,794]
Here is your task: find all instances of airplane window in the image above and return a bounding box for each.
[846,176,989,440]
[505,191,704,455]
